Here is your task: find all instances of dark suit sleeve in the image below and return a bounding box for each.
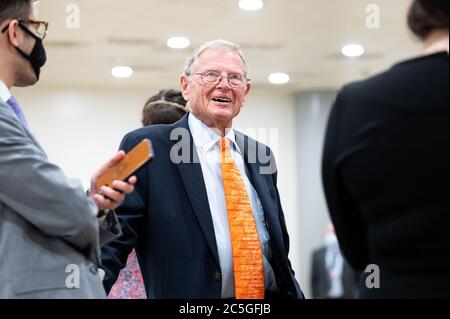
[100,132,149,293]
[322,89,369,271]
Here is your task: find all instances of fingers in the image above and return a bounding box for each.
[90,151,127,192]
[94,176,137,211]
[94,189,123,211]
[112,179,135,195]
[93,194,117,211]
[126,175,137,185]
[107,150,126,166]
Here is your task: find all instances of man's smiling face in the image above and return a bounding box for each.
[180,48,251,131]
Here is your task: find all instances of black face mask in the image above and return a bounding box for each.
[14,23,47,80]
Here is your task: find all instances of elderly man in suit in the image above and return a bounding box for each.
[101,39,304,299]
[0,0,136,298]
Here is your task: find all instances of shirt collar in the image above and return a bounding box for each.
[0,80,11,104]
[188,112,241,154]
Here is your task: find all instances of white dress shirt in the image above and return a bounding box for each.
[0,80,12,104]
[325,243,344,298]
[188,113,278,298]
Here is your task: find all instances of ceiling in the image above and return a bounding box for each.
[35,0,422,92]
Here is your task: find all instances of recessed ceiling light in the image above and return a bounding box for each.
[341,44,365,57]
[269,73,290,85]
[239,0,264,11]
[167,36,190,49]
[111,66,133,78]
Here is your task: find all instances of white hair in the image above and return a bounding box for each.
[183,39,249,77]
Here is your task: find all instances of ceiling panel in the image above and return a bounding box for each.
[34,0,422,92]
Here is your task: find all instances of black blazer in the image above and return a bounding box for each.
[101,113,303,299]
[322,52,449,299]
[311,247,360,299]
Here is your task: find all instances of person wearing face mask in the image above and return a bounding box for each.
[322,0,448,298]
[0,0,137,298]
[0,12,46,82]
[311,224,360,299]
[101,39,304,299]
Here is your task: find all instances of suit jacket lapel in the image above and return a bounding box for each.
[173,115,220,268]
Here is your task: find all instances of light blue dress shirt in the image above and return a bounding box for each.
[325,243,344,298]
[188,113,278,298]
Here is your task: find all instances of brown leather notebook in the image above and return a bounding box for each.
[96,139,153,189]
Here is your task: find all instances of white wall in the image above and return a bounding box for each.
[14,87,147,186]
[13,86,307,295]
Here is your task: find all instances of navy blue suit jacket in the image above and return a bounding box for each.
[101,114,303,299]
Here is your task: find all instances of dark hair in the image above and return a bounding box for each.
[408,0,449,40]
[144,89,187,107]
[0,0,33,25]
[142,89,187,126]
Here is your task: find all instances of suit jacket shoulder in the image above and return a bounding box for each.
[338,52,448,114]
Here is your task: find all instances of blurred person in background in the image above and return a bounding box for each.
[322,0,448,299]
[311,223,360,299]
[141,89,187,126]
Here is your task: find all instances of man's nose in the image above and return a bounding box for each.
[216,75,231,88]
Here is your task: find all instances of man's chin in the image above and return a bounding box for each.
[210,110,234,122]
[15,69,39,87]
[15,77,38,87]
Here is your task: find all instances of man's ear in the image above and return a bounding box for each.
[180,75,190,101]
[241,81,252,106]
[7,21,21,47]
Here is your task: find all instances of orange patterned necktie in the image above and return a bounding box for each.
[220,137,265,299]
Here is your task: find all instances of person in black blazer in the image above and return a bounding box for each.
[322,0,448,299]
[101,40,303,299]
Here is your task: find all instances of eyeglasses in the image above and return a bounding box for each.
[1,19,49,40]
[19,19,48,40]
[191,71,249,88]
